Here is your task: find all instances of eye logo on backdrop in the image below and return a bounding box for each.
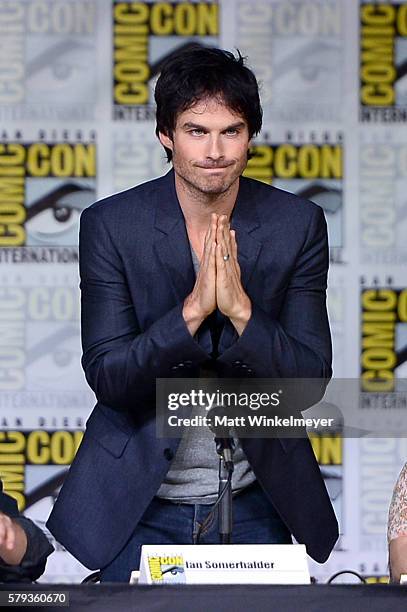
[112,0,219,121]
[244,133,343,262]
[0,132,96,251]
[0,0,97,121]
[360,1,407,122]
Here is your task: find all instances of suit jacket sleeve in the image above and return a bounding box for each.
[0,518,54,583]
[217,205,332,382]
[79,206,211,412]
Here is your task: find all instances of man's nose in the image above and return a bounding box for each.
[206,135,224,160]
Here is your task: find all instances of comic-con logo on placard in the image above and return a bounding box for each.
[244,134,343,262]
[0,1,98,121]
[360,1,407,122]
[148,555,186,584]
[234,0,343,123]
[112,0,219,121]
[359,135,407,264]
[360,280,407,400]
[0,132,96,248]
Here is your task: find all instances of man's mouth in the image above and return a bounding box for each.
[196,163,233,169]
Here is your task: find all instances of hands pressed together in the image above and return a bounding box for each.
[183,213,252,337]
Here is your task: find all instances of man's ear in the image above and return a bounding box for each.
[158,131,173,151]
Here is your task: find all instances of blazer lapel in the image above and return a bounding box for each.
[218,178,263,353]
[231,178,262,289]
[153,170,195,301]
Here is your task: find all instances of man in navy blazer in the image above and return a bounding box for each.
[47,47,338,581]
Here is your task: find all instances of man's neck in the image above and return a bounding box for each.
[174,172,239,231]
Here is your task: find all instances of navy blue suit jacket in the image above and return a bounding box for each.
[47,170,338,569]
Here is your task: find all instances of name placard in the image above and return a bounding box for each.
[135,544,310,584]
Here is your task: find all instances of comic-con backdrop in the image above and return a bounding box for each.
[1,0,407,583]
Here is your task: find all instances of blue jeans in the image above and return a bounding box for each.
[100,480,292,582]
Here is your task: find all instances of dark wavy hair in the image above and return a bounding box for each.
[154,45,263,162]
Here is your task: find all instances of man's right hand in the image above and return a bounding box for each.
[182,213,217,337]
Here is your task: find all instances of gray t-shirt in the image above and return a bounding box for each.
[156,245,256,504]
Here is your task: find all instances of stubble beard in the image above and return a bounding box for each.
[173,156,247,201]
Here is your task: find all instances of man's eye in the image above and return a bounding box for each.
[225,129,238,136]
[190,129,205,136]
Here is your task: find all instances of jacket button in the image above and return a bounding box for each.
[171,365,179,372]
[233,360,242,367]
[164,448,174,461]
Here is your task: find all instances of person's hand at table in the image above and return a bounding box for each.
[0,511,27,566]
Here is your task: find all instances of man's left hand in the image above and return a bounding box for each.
[216,215,252,335]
